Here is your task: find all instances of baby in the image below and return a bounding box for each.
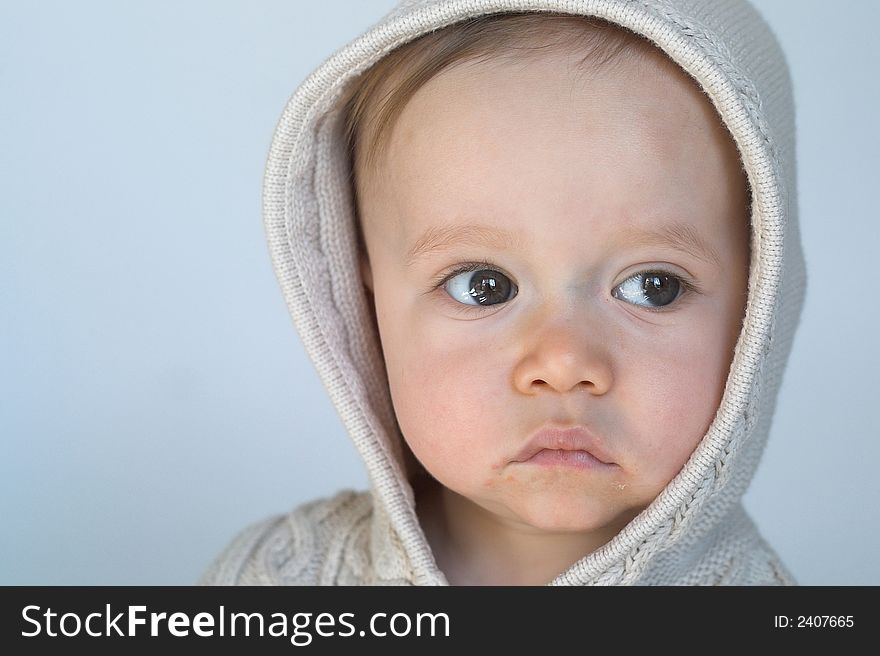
[202,1,805,586]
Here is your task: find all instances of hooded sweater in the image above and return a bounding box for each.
[200,0,805,586]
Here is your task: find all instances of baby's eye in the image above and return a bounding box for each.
[443,267,518,307]
[612,270,688,310]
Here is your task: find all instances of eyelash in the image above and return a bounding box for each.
[429,260,500,291]
[428,260,701,314]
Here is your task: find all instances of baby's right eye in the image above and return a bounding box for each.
[443,266,518,307]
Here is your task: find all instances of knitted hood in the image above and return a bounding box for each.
[262,0,804,585]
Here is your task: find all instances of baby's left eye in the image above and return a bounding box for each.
[612,271,687,310]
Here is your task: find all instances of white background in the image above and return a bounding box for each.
[2,0,877,584]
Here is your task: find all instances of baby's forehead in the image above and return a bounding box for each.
[375,52,745,255]
[410,48,696,120]
[345,13,707,179]
[391,50,725,164]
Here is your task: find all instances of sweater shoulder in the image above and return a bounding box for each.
[199,489,374,585]
[710,506,799,585]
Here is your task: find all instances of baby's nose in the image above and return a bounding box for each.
[510,307,614,396]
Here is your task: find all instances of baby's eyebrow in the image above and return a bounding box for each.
[405,220,723,270]
[406,223,522,267]
[615,221,723,270]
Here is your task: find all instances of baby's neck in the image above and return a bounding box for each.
[415,480,621,586]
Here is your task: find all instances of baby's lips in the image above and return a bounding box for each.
[514,424,615,465]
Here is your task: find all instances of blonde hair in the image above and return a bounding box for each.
[339,11,665,191]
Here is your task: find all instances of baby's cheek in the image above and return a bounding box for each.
[634,394,712,495]
[393,352,483,464]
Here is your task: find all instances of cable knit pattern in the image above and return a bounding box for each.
[201,0,805,586]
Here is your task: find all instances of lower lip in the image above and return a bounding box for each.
[524,449,613,469]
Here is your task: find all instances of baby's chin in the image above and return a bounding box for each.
[513,502,641,536]
[474,467,641,523]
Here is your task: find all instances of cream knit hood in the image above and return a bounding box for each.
[202,0,805,585]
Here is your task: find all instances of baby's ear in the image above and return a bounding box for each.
[359,250,374,294]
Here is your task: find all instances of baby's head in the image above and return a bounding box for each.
[341,12,750,574]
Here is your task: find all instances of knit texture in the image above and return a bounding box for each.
[201,0,805,586]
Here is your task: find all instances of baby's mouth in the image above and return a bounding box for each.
[513,424,616,466]
[520,448,615,470]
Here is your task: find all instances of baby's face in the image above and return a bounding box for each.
[357,47,749,538]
